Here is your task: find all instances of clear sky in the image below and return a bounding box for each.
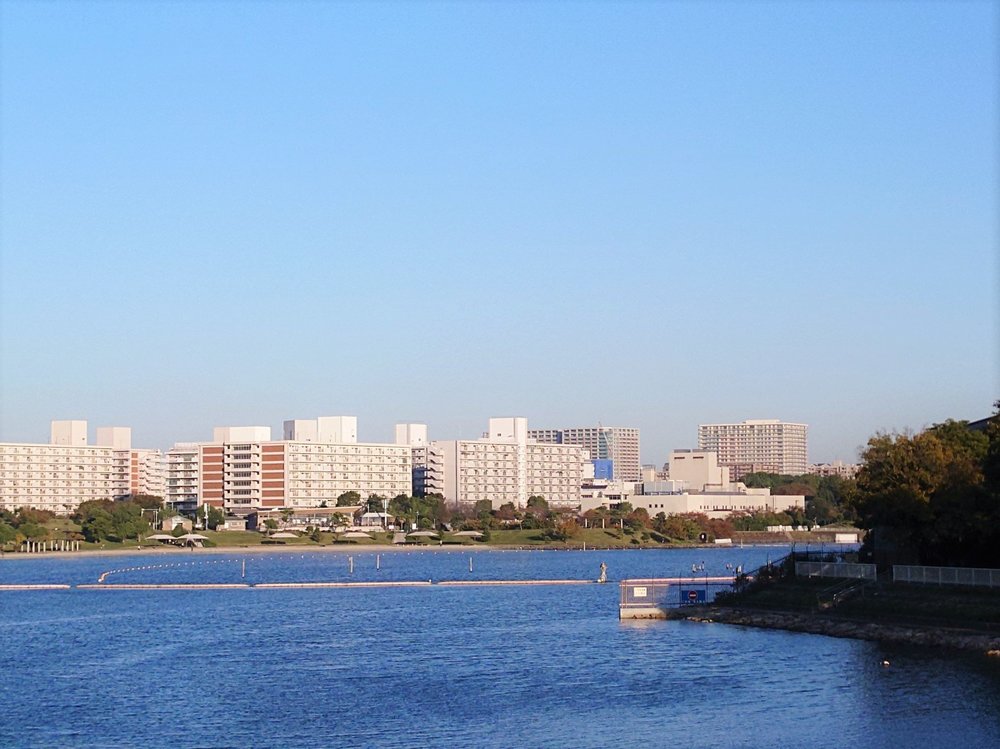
[1,1,997,464]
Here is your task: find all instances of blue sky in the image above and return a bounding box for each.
[1,1,996,463]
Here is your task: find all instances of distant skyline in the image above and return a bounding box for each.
[1,2,997,465]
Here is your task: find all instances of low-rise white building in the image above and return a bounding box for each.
[628,489,805,519]
[583,481,805,520]
[808,460,860,479]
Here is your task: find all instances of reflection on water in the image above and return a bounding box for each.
[1,549,999,748]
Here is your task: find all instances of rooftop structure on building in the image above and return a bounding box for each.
[697,419,808,480]
[527,425,640,483]
[668,449,730,492]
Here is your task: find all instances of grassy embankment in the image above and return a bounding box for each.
[11,517,854,552]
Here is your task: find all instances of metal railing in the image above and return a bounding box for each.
[816,577,872,610]
[619,579,672,610]
[893,565,1000,588]
[795,561,877,580]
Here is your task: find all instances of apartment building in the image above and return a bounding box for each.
[435,417,585,509]
[528,425,640,482]
[395,423,444,497]
[165,443,200,511]
[0,421,115,514]
[697,419,808,479]
[199,419,411,514]
[808,460,860,479]
[96,427,164,499]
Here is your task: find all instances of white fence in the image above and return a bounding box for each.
[796,561,877,581]
[893,565,1000,588]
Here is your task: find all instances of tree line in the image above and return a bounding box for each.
[850,408,1000,568]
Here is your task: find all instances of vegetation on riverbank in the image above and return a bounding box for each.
[850,405,1000,567]
[689,551,1000,651]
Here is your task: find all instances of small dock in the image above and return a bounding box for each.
[619,577,736,619]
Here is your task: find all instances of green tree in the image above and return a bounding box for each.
[110,503,147,540]
[205,506,225,531]
[337,491,361,507]
[365,494,386,514]
[17,522,48,540]
[853,418,993,566]
[129,494,164,510]
[81,508,115,542]
[0,522,16,546]
[526,496,549,512]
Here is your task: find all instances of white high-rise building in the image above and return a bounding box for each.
[165,443,201,511]
[395,424,441,497]
[697,419,809,479]
[96,427,165,500]
[528,425,641,482]
[433,417,585,509]
[0,420,115,514]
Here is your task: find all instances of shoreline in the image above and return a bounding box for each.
[673,605,1000,654]
[0,544,487,561]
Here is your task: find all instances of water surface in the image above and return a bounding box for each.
[2,548,998,748]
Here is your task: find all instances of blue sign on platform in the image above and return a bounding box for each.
[680,589,706,605]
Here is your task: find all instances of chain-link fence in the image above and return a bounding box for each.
[795,561,877,580]
[619,579,672,618]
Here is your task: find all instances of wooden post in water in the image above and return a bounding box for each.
[376,554,380,570]
[469,556,473,573]
[349,556,354,574]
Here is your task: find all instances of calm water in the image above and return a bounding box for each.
[2,547,999,749]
